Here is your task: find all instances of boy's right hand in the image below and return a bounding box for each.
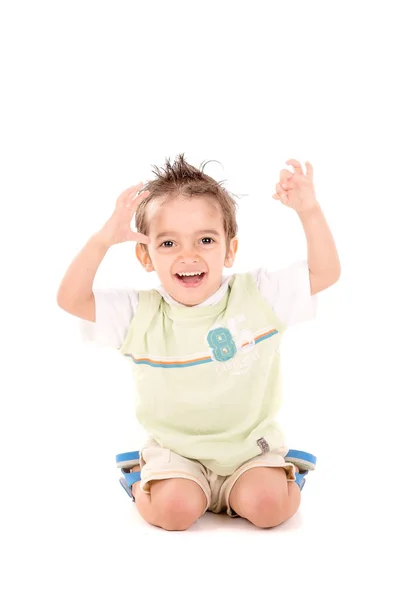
[98,183,152,247]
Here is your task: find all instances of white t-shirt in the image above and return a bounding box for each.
[79,260,317,349]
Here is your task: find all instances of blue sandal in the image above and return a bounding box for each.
[116,449,317,501]
[116,451,141,502]
[285,449,317,490]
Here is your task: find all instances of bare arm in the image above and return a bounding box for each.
[297,204,341,295]
[56,183,151,322]
[273,159,341,296]
[56,233,111,321]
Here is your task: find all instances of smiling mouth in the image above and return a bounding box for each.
[174,272,207,288]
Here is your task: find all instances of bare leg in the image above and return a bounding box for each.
[129,466,161,527]
[229,465,301,528]
[129,466,208,531]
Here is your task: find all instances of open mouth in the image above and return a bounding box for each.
[174,272,207,288]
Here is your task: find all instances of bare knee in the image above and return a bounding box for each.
[251,499,288,528]
[239,490,299,529]
[157,500,200,531]
[151,479,207,531]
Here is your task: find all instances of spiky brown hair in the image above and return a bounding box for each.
[135,153,238,253]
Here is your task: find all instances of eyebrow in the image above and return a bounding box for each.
[155,229,221,241]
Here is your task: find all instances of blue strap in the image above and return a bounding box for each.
[286,449,317,466]
[295,472,306,490]
[119,478,135,502]
[116,451,140,464]
[121,470,141,487]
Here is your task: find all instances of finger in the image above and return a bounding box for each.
[279,169,296,189]
[276,183,288,201]
[131,189,150,205]
[126,184,147,201]
[135,233,151,244]
[126,182,145,197]
[125,189,150,209]
[279,168,295,188]
[305,160,313,180]
[130,230,151,244]
[285,159,304,176]
[117,182,144,206]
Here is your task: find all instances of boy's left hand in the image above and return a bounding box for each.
[272,159,319,213]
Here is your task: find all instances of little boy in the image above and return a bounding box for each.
[57,154,340,531]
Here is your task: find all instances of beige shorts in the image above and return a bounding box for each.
[139,438,297,517]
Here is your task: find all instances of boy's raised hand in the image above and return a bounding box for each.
[98,182,152,247]
[272,159,318,213]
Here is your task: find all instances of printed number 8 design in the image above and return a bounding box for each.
[207,327,237,362]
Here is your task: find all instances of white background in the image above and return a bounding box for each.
[1,1,399,598]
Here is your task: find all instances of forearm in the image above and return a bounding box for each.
[56,232,111,308]
[297,204,341,278]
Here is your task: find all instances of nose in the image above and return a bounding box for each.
[178,242,200,263]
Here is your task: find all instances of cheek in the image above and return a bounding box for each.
[152,252,170,271]
[206,244,225,259]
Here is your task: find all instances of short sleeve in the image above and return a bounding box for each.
[251,260,318,326]
[78,288,139,349]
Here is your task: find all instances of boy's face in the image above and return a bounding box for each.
[136,194,238,306]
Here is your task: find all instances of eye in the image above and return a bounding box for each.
[200,237,214,244]
[160,240,174,248]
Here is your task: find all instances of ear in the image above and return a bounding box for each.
[135,243,154,272]
[224,237,238,268]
